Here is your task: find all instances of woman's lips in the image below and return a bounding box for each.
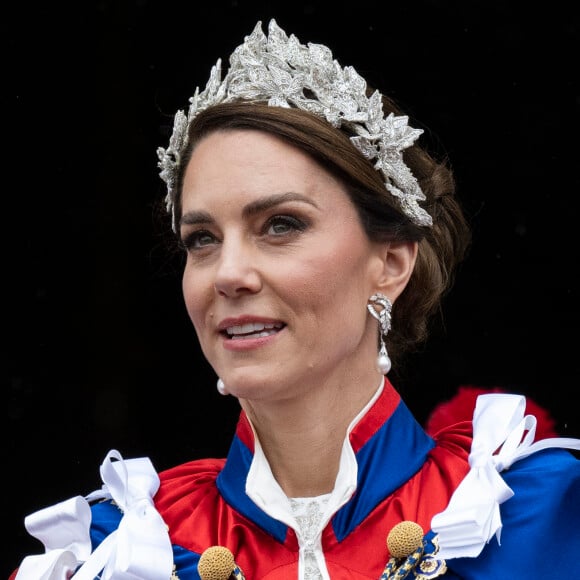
[224,321,284,339]
[220,321,286,350]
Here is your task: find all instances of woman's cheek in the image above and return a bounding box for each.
[182,275,205,325]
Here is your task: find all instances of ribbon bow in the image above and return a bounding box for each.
[15,496,93,579]
[16,449,173,579]
[431,394,580,560]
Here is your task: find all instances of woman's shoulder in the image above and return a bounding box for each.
[159,456,226,482]
[429,391,580,576]
[155,457,226,508]
[446,448,580,577]
[502,444,580,499]
[88,456,228,550]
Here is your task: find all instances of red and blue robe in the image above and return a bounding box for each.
[81,380,580,579]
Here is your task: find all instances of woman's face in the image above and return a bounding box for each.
[180,129,387,402]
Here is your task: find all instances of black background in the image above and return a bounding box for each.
[4,1,579,575]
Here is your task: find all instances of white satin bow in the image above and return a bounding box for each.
[15,496,92,579]
[431,393,580,560]
[15,449,173,579]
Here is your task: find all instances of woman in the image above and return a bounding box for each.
[11,19,580,580]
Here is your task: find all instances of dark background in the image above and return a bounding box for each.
[4,0,579,575]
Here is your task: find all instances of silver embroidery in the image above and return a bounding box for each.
[290,496,330,580]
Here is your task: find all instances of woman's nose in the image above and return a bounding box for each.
[213,238,262,297]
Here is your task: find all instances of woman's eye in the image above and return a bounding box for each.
[265,215,307,236]
[181,230,217,250]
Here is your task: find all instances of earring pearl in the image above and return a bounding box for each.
[377,347,392,374]
[217,378,229,395]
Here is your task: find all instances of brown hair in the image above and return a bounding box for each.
[168,99,471,363]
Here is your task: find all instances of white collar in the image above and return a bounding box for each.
[245,378,385,535]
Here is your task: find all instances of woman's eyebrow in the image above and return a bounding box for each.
[180,192,319,227]
[242,192,319,217]
[180,210,213,226]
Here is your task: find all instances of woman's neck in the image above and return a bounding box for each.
[240,373,383,497]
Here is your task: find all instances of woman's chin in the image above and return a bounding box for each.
[218,375,277,400]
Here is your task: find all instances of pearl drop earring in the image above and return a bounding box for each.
[216,378,229,395]
[367,293,393,374]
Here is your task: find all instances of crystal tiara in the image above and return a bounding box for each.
[157,19,433,231]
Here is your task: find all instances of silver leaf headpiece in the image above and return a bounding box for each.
[157,19,433,231]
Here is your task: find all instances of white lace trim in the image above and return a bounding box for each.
[290,495,331,580]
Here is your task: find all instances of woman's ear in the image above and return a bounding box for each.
[374,241,418,303]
